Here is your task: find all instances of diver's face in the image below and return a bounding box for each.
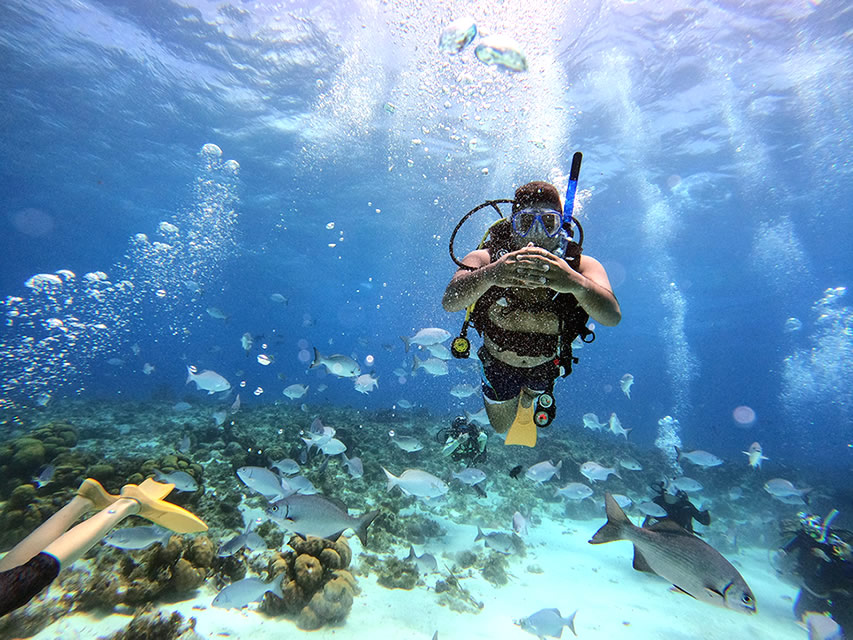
[510,202,562,252]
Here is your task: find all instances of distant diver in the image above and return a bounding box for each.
[644,481,711,535]
[443,153,621,448]
[773,509,852,636]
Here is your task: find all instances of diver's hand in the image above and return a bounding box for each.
[487,246,552,289]
[509,243,585,294]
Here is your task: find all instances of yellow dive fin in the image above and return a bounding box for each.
[504,393,538,447]
[120,480,208,534]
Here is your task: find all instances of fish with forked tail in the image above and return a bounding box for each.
[589,492,756,614]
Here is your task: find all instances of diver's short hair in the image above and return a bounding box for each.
[513,181,562,214]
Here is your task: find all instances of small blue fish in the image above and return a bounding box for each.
[33,464,56,489]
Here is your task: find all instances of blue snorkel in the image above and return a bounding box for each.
[556,151,583,257]
[563,151,582,233]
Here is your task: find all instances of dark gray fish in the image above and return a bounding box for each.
[341,453,364,479]
[218,523,266,557]
[265,493,379,545]
[475,526,517,555]
[589,493,756,614]
[516,608,577,638]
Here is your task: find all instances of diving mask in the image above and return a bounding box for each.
[511,207,563,238]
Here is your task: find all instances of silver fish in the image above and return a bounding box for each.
[283,383,309,399]
[270,458,300,476]
[582,413,606,431]
[309,348,361,378]
[512,511,528,537]
[341,453,364,479]
[554,483,593,501]
[390,434,424,453]
[620,373,634,399]
[580,461,620,484]
[212,573,285,609]
[450,383,478,398]
[153,469,198,492]
[516,608,577,638]
[525,460,562,483]
[104,525,171,550]
[590,493,756,614]
[475,526,517,555]
[186,366,230,394]
[405,545,438,574]
[676,447,723,468]
[287,475,318,495]
[412,356,449,376]
[608,413,631,439]
[217,523,266,557]
[353,373,379,394]
[237,466,291,501]
[763,478,808,498]
[636,502,668,518]
[742,442,768,469]
[670,477,703,493]
[618,456,642,471]
[265,493,379,545]
[452,468,486,486]
[401,328,451,351]
[383,468,449,499]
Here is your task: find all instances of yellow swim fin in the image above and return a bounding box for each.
[76,478,120,511]
[120,480,208,534]
[504,393,538,447]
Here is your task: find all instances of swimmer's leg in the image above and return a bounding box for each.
[43,497,141,568]
[483,394,518,434]
[0,479,118,571]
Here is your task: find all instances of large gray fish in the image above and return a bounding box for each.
[265,493,379,545]
[589,493,756,614]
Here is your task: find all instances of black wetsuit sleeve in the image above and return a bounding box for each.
[694,508,711,526]
[0,552,60,617]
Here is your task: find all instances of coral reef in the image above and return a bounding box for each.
[100,607,201,640]
[359,554,419,590]
[73,534,215,610]
[260,534,359,630]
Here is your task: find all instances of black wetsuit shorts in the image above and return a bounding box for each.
[0,552,60,617]
[479,346,557,402]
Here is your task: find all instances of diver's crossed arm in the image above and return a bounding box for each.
[571,256,622,327]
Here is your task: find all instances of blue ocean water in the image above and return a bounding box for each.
[0,0,851,633]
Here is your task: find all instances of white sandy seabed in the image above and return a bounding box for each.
[30,511,809,640]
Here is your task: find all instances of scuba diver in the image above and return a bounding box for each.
[442,153,621,448]
[436,416,488,467]
[773,509,852,635]
[643,481,711,534]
